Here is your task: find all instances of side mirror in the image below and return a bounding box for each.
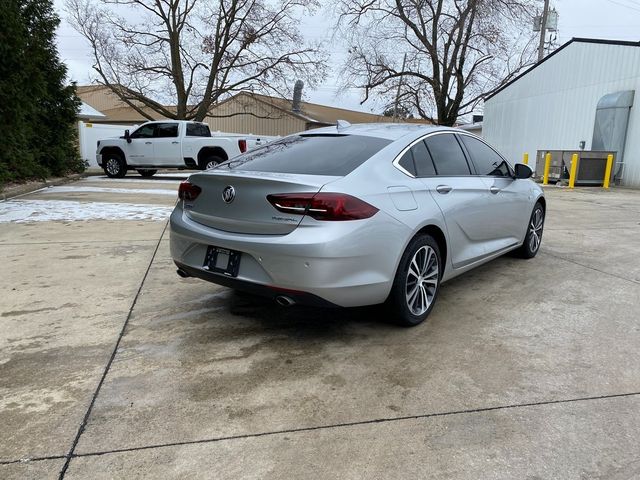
[514,163,533,179]
[124,129,131,143]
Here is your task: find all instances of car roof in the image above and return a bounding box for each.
[304,123,458,141]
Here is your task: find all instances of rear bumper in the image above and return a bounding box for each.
[169,203,410,307]
[174,261,338,308]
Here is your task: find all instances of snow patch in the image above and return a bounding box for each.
[43,186,178,196]
[88,176,187,184]
[0,200,174,223]
[154,173,191,178]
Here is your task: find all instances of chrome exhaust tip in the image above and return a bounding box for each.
[275,295,296,307]
[176,268,190,278]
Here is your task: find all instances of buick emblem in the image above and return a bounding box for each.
[222,185,236,204]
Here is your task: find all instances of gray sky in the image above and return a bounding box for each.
[53,0,640,115]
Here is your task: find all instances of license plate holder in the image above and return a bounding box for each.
[203,246,241,277]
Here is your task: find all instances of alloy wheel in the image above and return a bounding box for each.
[528,207,544,253]
[105,158,120,176]
[405,245,439,316]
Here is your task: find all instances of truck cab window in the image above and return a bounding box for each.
[186,123,211,137]
[155,123,179,138]
[130,124,155,139]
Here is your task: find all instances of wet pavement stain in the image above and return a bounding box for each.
[0,345,106,390]
[154,293,390,404]
[1,303,78,317]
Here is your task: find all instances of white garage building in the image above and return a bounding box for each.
[483,38,640,188]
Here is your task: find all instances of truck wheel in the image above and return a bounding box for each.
[199,155,224,170]
[103,153,127,178]
[136,169,157,178]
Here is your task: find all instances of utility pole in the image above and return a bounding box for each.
[537,0,550,61]
[393,52,407,121]
[393,23,409,121]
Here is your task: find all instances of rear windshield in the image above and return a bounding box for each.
[216,134,391,176]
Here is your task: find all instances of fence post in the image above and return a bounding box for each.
[603,154,614,189]
[568,153,579,189]
[542,153,551,185]
[523,153,529,165]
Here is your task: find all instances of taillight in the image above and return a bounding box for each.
[267,193,378,221]
[238,139,247,153]
[178,181,201,201]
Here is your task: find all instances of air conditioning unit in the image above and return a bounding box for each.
[535,150,616,185]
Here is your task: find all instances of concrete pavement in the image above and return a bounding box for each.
[1,174,639,479]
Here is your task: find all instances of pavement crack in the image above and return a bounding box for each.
[0,454,66,466]
[67,390,640,460]
[0,239,159,246]
[56,219,169,479]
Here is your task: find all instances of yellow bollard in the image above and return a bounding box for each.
[542,153,551,185]
[523,153,529,165]
[603,154,614,189]
[568,153,579,189]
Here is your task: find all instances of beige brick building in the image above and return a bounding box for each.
[77,85,431,135]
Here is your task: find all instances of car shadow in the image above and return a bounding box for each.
[226,290,393,328]
[172,253,525,348]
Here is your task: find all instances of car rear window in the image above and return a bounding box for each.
[217,134,391,176]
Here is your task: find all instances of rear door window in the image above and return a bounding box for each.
[411,140,437,177]
[459,135,512,177]
[186,123,211,137]
[424,133,471,176]
[155,123,179,138]
[219,134,391,176]
[396,141,437,177]
[397,150,416,176]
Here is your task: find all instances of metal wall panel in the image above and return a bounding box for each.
[205,97,305,136]
[484,42,640,187]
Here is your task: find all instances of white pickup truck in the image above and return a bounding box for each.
[96,120,269,178]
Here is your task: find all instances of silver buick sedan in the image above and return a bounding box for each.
[170,123,545,326]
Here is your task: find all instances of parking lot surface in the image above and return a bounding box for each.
[2,175,640,479]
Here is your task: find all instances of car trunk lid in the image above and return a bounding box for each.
[184,171,338,235]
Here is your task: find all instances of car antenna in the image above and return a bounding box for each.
[336,119,351,131]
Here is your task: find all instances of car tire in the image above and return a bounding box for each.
[515,202,545,259]
[103,153,127,178]
[386,233,442,327]
[136,169,157,178]
[199,155,224,170]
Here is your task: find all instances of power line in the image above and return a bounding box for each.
[604,0,640,13]
[614,0,640,7]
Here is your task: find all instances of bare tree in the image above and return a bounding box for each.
[339,0,538,125]
[67,0,327,121]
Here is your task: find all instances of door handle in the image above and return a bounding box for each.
[145,141,152,145]
[436,185,452,194]
[171,141,179,144]
[490,186,501,194]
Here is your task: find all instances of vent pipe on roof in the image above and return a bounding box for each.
[292,80,303,113]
